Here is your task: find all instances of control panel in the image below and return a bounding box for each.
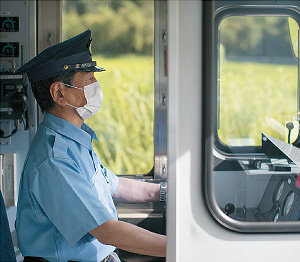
[0,2,30,143]
[1,17,20,60]
[0,73,27,120]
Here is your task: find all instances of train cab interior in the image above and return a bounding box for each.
[2,0,300,261]
[1,0,166,261]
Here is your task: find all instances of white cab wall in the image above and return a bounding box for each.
[167,1,300,262]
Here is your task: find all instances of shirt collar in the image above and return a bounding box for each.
[42,112,99,150]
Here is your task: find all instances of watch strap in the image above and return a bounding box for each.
[159,182,167,202]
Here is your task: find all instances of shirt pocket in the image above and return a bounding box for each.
[90,172,111,212]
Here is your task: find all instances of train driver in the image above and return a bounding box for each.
[15,29,166,262]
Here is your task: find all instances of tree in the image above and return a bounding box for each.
[62,0,154,55]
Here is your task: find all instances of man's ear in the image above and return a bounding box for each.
[49,82,67,106]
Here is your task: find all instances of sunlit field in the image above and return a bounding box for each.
[86,56,297,174]
[218,60,298,146]
[85,55,154,175]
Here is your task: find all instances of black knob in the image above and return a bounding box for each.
[225,203,235,216]
[10,93,28,114]
[286,122,294,131]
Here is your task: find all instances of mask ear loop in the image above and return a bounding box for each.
[61,83,84,109]
[66,102,79,109]
[62,83,84,90]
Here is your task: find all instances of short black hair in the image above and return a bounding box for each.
[30,71,76,113]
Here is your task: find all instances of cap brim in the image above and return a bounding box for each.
[79,65,105,72]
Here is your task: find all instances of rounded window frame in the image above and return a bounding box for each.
[204,4,300,233]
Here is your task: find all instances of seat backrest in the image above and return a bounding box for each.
[0,190,16,262]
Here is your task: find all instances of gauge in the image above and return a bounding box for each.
[275,181,284,202]
[0,17,19,32]
[0,42,19,57]
[282,191,295,217]
[273,180,284,202]
[272,209,280,222]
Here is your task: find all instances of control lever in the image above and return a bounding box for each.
[286,122,294,144]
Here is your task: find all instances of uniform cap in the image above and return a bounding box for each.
[16,29,104,82]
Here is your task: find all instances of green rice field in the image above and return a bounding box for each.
[86,55,154,175]
[86,55,298,174]
[218,60,298,146]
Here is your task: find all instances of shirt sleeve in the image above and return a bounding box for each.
[31,156,113,247]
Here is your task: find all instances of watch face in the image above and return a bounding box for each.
[275,181,284,201]
[273,180,284,203]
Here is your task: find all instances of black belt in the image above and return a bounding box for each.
[24,256,109,262]
[24,258,76,262]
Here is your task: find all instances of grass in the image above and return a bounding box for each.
[218,60,298,146]
[86,55,298,174]
[86,54,154,175]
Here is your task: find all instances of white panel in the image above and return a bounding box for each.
[167,0,179,261]
[168,1,300,262]
[1,153,16,206]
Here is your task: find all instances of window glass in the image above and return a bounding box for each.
[217,16,299,147]
[62,0,154,175]
[211,12,300,229]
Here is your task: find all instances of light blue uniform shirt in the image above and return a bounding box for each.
[16,112,119,262]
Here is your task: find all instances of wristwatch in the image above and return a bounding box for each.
[159,182,167,202]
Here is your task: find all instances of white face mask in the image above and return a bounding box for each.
[63,81,103,120]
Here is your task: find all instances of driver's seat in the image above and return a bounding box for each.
[0,190,16,262]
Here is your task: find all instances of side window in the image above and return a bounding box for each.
[62,0,156,176]
[205,5,300,232]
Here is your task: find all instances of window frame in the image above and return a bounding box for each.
[154,0,168,182]
[204,2,300,233]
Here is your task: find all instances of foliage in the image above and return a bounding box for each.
[85,54,154,175]
[62,0,154,55]
[218,60,298,146]
[219,16,294,58]
[62,0,155,175]
[218,15,299,147]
